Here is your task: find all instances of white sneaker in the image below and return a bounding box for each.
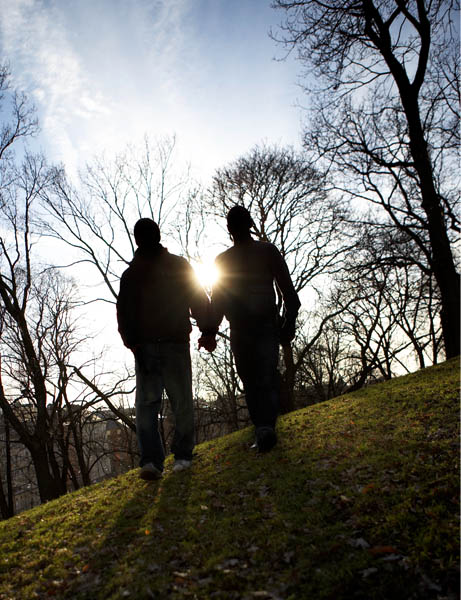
[139,462,163,481]
[173,459,192,472]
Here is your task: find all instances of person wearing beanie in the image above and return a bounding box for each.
[117,218,215,479]
[204,206,300,452]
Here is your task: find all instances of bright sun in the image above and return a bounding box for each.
[194,261,219,290]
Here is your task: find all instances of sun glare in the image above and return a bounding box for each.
[194,261,219,290]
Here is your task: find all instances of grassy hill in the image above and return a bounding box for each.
[0,358,459,600]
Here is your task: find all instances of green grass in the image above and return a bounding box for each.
[0,358,459,599]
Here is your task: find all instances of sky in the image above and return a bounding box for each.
[0,0,308,375]
[0,0,305,179]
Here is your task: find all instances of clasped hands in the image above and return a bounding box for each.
[198,334,217,353]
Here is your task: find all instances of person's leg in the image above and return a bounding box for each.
[231,328,280,430]
[135,343,166,471]
[162,342,195,462]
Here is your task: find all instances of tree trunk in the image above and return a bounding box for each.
[31,445,66,503]
[363,1,460,359]
[279,344,295,414]
[404,98,460,358]
[71,427,91,487]
[0,420,14,519]
[4,418,14,516]
[0,484,13,519]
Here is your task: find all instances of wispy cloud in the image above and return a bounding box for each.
[0,0,302,176]
[0,0,118,168]
[0,0,190,168]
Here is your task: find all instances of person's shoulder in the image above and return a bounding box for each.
[216,241,279,260]
[164,250,192,271]
[254,240,276,249]
[120,262,134,280]
[118,263,136,293]
[253,240,280,255]
[215,247,233,264]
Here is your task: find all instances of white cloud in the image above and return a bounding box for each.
[0,0,120,166]
[0,0,303,177]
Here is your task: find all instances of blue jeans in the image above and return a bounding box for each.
[230,327,280,430]
[135,342,194,469]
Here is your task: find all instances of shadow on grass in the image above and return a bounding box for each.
[67,466,193,599]
[252,410,458,600]
[62,368,459,600]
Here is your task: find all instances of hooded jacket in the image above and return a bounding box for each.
[116,245,213,347]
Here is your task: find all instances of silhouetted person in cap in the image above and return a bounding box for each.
[117,218,214,479]
[204,206,300,452]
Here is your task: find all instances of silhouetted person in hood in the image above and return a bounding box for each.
[204,206,300,452]
[117,218,214,479]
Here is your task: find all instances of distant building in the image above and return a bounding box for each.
[0,406,138,518]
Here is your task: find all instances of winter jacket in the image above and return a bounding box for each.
[116,245,214,347]
[211,240,301,333]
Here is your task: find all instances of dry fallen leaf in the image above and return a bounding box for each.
[369,545,398,555]
[361,483,376,494]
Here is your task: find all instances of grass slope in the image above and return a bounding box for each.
[0,358,459,600]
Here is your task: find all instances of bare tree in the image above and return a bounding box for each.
[0,69,77,507]
[317,244,443,393]
[0,255,136,511]
[209,143,348,293]
[0,152,132,508]
[349,222,444,368]
[173,186,207,264]
[41,135,195,302]
[0,63,38,191]
[0,408,15,518]
[272,0,460,358]
[0,151,67,503]
[0,306,15,518]
[293,314,351,404]
[0,68,146,513]
[290,212,444,404]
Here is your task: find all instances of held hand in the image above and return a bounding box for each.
[198,334,217,353]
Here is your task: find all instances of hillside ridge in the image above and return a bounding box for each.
[0,358,459,600]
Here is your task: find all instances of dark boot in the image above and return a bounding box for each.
[256,426,277,452]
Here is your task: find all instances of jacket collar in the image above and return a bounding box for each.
[131,244,166,263]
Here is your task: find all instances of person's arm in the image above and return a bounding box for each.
[271,246,301,344]
[209,256,227,331]
[196,257,229,352]
[185,261,218,351]
[116,271,137,350]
